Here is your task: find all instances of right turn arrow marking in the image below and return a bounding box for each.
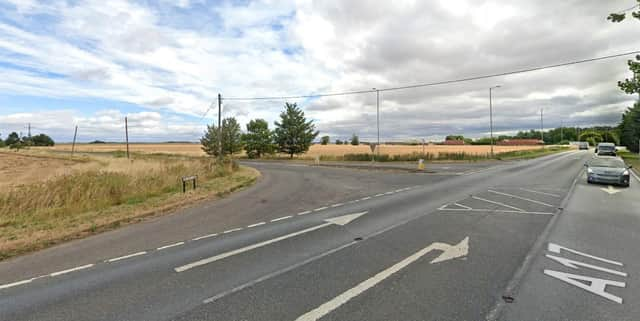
[294,237,470,321]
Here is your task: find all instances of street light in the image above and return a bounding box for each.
[489,85,501,157]
[373,88,380,160]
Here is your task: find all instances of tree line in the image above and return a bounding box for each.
[201,102,319,159]
[0,131,55,150]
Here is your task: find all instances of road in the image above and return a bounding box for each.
[1,150,638,320]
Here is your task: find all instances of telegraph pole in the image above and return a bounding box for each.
[218,93,222,161]
[125,117,130,159]
[27,123,31,138]
[372,88,380,160]
[71,125,78,157]
[540,108,544,147]
[560,120,563,143]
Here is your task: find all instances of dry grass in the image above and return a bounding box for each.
[44,143,206,156]
[44,143,544,158]
[0,150,259,260]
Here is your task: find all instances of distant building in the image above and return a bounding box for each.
[497,139,543,145]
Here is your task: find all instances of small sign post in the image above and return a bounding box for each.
[182,175,197,193]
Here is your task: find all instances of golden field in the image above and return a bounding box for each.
[44,143,545,158]
[0,150,259,259]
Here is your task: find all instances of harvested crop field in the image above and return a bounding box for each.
[44,143,545,158]
[0,152,86,188]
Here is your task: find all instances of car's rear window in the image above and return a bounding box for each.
[589,158,625,168]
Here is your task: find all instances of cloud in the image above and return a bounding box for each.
[0,0,639,142]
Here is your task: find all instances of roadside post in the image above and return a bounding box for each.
[370,143,377,162]
[315,155,320,165]
[418,158,425,171]
[181,175,197,193]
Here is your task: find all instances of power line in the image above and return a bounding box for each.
[223,50,640,101]
[617,4,639,14]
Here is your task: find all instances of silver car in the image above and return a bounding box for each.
[585,157,632,187]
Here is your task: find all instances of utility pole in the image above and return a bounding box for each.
[560,121,563,143]
[373,88,380,160]
[125,117,130,159]
[27,123,31,138]
[540,108,544,147]
[218,93,222,161]
[71,125,78,157]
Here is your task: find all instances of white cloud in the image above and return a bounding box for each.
[0,0,639,142]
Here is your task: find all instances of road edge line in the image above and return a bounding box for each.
[484,166,583,321]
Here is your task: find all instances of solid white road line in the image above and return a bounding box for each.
[384,191,394,195]
[223,228,243,234]
[294,241,461,321]
[631,169,640,182]
[438,208,554,215]
[175,222,332,272]
[297,210,312,215]
[157,242,185,250]
[106,251,147,263]
[488,190,555,207]
[247,222,266,228]
[50,264,94,277]
[192,233,218,241]
[271,216,292,222]
[518,188,561,198]
[471,196,525,212]
[314,206,328,212]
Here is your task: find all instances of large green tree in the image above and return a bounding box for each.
[201,117,244,157]
[31,133,55,146]
[350,134,359,146]
[609,4,640,152]
[274,102,319,158]
[5,132,19,146]
[242,118,274,158]
[320,136,330,145]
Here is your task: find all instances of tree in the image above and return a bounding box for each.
[579,131,603,147]
[350,134,359,146]
[609,4,640,152]
[335,139,343,145]
[5,132,19,146]
[274,102,319,158]
[201,117,243,157]
[31,133,55,146]
[242,118,274,158]
[320,136,330,145]
[445,135,464,141]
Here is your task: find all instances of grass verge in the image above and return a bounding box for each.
[619,151,640,176]
[0,155,259,261]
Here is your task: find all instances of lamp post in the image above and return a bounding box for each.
[489,85,501,157]
[373,88,380,160]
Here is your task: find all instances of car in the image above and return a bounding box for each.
[585,156,632,187]
[595,142,616,156]
[578,141,589,150]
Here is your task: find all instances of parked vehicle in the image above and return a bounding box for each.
[585,156,631,187]
[578,141,589,150]
[595,142,616,156]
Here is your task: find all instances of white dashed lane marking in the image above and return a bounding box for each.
[50,264,94,277]
[192,233,218,241]
[106,251,147,263]
[271,216,292,222]
[157,242,185,250]
[247,222,266,228]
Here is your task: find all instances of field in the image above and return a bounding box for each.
[0,150,259,260]
[45,143,545,158]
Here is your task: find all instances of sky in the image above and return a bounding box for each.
[0,0,639,143]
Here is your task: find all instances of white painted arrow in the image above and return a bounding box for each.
[295,237,469,321]
[174,211,367,272]
[600,185,622,195]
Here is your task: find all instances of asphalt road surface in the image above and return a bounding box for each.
[1,150,638,321]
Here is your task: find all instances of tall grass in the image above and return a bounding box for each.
[0,159,232,220]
